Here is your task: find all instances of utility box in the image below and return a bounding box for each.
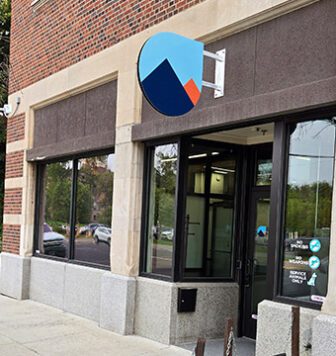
[177,288,197,313]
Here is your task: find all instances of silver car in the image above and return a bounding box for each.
[93,227,112,244]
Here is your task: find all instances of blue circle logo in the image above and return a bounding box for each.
[138,32,204,116]
[309,239,321,253]
[309,256,321,270]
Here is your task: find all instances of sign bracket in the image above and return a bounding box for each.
[202,48,226,98]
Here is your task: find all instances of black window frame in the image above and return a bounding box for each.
[140,137,243,283]
[139,108,336,311]
[179,138,242,283]
[272,116,336,310]
[33,147,115,271]
[139,138,182,282]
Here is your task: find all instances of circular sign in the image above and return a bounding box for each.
[309,256,321,270]
[309,239,321,253]
[138,32,204,116]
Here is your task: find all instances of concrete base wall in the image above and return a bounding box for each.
[256,300,320,356]
[0,254,137,336]
[134,277,239,345]
[0,252,31,300]
[5,253,336,354]
[312,314,336,355]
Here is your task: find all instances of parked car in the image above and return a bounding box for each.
[160,227,174,241]
[88,223,108,236]
[79,225,90,235]
[43,223,66,257]
[93,227,112,244]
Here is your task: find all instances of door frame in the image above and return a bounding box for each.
[241,189,271,338]
[238,143,273,339]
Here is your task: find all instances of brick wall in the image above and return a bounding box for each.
[2,224,21,254]
[6,114,25,143]
[3,188,23,215]
[2,114,25,254]
[5,151,24,179]
[10,0,204,94]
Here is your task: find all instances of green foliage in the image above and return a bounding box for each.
[76,181,92,224]
[45,163,71,223]
[0,0,10,106]
[95,170,113,225]
[152,149,177,229]
[286,182,332,237]
[0,0,10,250]
[44,157,114,231]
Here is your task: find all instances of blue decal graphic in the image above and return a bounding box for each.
[138,32,204,116]
[310,239,321,253]
[257,225,267,237]
[309,256,321,270]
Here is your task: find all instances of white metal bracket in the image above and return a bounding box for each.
[202,48,226,98]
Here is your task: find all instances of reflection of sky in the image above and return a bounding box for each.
[288,120,335,186]
[154,144,178,166]
[107,154,115,172]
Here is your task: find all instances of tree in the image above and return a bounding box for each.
[0,0,11,249]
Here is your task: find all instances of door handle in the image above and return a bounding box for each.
[244,258,253,287]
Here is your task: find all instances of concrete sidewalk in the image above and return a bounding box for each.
[0,295,191,356]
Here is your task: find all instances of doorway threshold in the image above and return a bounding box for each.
[179,337,255,356]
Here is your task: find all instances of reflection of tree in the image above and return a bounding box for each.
[95,170,113,225]
[45,156,114,229]
[154,151,177,228]
[78,156,113,226]
[286,182,332,237]
[45,163,71,225]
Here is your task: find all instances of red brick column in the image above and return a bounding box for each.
[2,114,25,255]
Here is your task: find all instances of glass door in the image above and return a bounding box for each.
[242,192,270,338]
[242,144,272,339]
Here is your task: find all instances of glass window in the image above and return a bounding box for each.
[74,154,114,266]
[36,161,72,259]
[35,152,114,268]
[145,143,178,276]
[184,143,237,279]
[281,120,335,304]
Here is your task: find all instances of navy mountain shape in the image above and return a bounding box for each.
[141,58,194,116]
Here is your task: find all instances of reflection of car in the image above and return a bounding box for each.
[93,227,112,244]
[79,225,90,235]
[65,225,78,236]
[88,223,108,236]
[43,223,66,257]
[160,227,174,241]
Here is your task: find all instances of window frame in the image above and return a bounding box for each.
[140,137,243,283]
[179,138,242,283]
[139,138,182,282]
[273,116,336,310]
[33,147,115,270]
[139,108,336,311]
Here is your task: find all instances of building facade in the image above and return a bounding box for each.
[2,0,336,354]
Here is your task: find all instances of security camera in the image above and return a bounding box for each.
[3,104,12,116]
[0,104,12,117]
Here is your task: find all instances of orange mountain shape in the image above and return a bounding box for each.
[184,79,201,106]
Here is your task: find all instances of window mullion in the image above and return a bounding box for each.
[69,159,79,260]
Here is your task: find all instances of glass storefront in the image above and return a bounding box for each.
[140,118,335,311]
[145,143,178,276]
[34,151,115,268]
[36,161,72,259]
[184,143,237,278]
[74,154,114,266]
[281,119,335,303]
